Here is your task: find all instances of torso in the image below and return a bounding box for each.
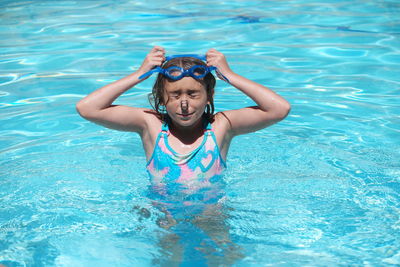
[141,111,232,163]
[145,116,227,203]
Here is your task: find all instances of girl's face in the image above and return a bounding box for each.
[163,77,209,129]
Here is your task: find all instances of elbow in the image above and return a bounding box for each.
[75,100,86,117]
[274,101,291,121]
[76,100,94,119]
[282,101,291,118]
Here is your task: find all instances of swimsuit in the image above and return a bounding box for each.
[146,118,227,213]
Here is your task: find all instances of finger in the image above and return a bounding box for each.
[206,53,219,63]
[207,49,220,57]
[151,46,165,54]
[206,60,215,67]
[206,52,215,63]
[154,53,165,63]
[150,57,163,65]
[206,50,214,58]
[153,57,165,66]
[152,45,164,51]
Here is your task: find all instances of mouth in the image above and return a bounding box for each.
[176,111,195,119]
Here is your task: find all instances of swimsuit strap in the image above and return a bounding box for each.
[205,120,212,131]
[161,121,169,133]
[160,115,173,135]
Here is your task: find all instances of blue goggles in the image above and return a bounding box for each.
[138,54,229,82]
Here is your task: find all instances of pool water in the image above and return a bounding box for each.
[1,0,400,266]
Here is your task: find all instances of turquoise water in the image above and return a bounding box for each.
[1,0,400,266]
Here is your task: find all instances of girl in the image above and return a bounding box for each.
[76,46,290,264]
[76,44,290,219]
[76,46,290,176]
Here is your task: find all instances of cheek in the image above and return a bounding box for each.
[162,96,178,110]
[194,101,208,113]
[164,100,180,113]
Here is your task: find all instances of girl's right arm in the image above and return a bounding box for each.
[76,46,165,132]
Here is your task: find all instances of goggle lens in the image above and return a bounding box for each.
[164,65,209,80]
[191,66,207,77]
[166,67,184,78]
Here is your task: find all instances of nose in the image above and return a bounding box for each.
[181,99,188,112]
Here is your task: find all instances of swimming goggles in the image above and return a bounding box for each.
[138,54,229,82]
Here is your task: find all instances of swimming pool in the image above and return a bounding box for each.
[1,0,399,265]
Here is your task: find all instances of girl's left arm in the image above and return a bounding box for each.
[206,49,291,136]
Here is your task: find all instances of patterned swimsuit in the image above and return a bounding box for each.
[146,119,226,213]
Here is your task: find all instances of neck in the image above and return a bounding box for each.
[168,117,204,145]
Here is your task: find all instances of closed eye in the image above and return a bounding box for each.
[188,90,200,98]
[169,93,180,99]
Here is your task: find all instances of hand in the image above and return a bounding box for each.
[138,46,165,79]
[206,49,233,79]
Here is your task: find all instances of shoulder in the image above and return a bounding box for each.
[209,112,234,161]
[142,109,163,134]
[211,112,234,142]
[211,112,233,133]
[120,107,162,134]
[140,110,164,158]
[118,107,163,135]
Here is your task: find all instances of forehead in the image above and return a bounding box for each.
[164,77,206,92]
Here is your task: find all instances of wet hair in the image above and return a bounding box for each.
[148,57,216,122]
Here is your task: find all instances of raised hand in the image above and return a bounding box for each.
[206,49,233,80]
[138,46,166,79]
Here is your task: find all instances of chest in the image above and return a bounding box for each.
[166,133,205,154]
[142,116,229,162]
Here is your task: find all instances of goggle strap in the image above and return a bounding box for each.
[138,67,162,80]
[165,54,206,61]
[207,66,230,83]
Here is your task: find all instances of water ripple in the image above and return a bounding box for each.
[1,0,400,265]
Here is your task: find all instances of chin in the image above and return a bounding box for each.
[170,114,203,128]
[176,119,198,128]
